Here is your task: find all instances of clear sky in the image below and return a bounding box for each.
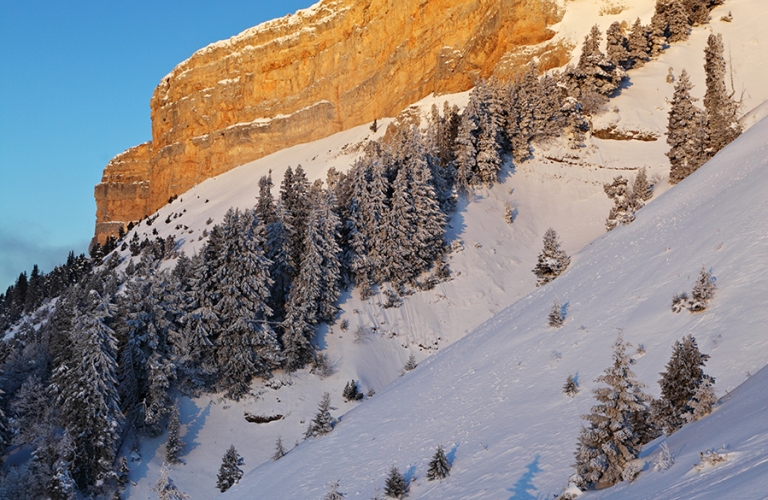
[0,0,315,290]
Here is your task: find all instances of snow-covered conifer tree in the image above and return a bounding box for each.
[384,465,408,498]
[703,33,741,157]
[454,94,480,193]
[324,479,345,500]
[256,171,277,227]
[571,336,649,490]
[667,69,707,184]
[627,18,650,68]
[305,392,336,438]
[689,267,715,311]
[165,401,183,464]
[426,445,451,480]
[666,0,691,43]
[532,228,571,286]
[652,334,715,434]
[216,445,243,492]
[563,374,579,397]
[154,463,190,500]
[265,202,295,321]
[549,299,564,328]
[606,22,629,69]
[51,291,123,488]
[632,167,653,203]
[272,436,287,461]
[604,176,640,230]
[213,209,282,398]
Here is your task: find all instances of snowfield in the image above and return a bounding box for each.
[213,110,768,500]
[115,0,768,497]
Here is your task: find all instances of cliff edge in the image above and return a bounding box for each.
[95,0,567,242]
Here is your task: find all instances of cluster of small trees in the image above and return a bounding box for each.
[568,334,716,493]
[603,168,654,231]
[667,33,741,183]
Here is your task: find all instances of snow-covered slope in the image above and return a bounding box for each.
[219,107,768,500]
[114,1,768,496]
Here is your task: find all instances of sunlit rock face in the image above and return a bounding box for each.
[95,0,567,242]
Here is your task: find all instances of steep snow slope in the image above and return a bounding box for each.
[219,115,768,499]
[115,0,768,495]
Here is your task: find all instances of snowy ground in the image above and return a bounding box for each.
[115,0,768,497]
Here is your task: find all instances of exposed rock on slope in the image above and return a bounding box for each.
[94,0,567,242]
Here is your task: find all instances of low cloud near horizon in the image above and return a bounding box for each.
[0,230,89,291]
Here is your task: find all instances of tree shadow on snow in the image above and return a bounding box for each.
[446,443,459,465]
[180,399,212,457]
[507,455,541,500]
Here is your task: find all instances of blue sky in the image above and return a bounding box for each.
[0,0,314,290]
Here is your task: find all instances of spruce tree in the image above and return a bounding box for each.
[384,465,408,498]
[305,392,336,438]
[548,299,564,328]
[563,374,579,397]
[216,445,244,492]
[652,334,715,434]
[667,70,707,184]
[571,336,649,490]
[454,95,480,193]
[632,167,653,203]
[604,176,640,230]
[627,18,650,68]
[666,0,691,43]
[154,463,190,500]
[426,445,451,481]
[165,401,183,464]
[532,228,570,286]
[703,33,741,157]
[272,436,287,461]
[51,290,123,488]
[689,267,715,311]
[606,22,629,69]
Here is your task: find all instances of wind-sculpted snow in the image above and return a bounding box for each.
[222,116,768,499]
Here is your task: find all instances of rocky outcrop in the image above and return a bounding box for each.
[95,0,569,243]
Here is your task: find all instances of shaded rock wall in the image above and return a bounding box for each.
[95,0,567,242]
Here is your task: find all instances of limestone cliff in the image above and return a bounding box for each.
[95,0,568,242]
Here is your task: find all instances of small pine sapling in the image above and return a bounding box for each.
[563,374,579,397]
[652,442,674,471]
[688,267,715,311]
[504,203,517,224]
[272,436,287,461]
[216,445,244,492]
[305,392,337,438]
[549,299,564,328]
[324,479,345,500]
[343,380,364,402]
[404,354,418,372]
[671,291,689,313]
[117,456,130,488]
[384,465,408,498]
[154,463,190,500]
[426,445,451,481]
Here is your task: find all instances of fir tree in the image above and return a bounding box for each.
[604,176,640,230]
[384,465,408,498]
[563,374,579,397]
[689,267,715,311]
[549,299,564,328]
[343,380,363,401]
[51,290,124,489]
[703,33,741,157]
[571,336,649,490]
[652,334,715,434]
[606,22,629,69]
[632,167,653,203]
[165,402,183,464]
[532,228,571,286]
[667,70,707,184]
[216,445,244,492]
[154,463,190,500]
[426,445,451,481]
[454,95,480,193]
[305,392,336,438]
[256,171,277,227]
[272,436,287,461]
[627,18,650,68]
[666,0,691,43]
